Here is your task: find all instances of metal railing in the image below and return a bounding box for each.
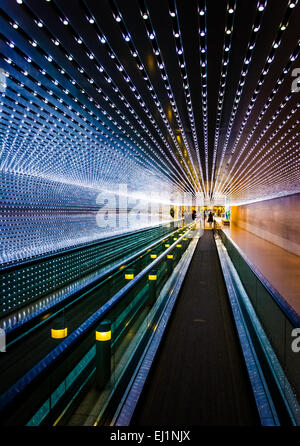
[217,228,300,425]
[0,221,182,324]
[3,222,185,346]
[0,223,198,426]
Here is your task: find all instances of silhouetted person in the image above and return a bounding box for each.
[192,210,196,220]
[207,211,214,228]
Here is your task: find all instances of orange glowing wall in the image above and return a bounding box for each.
[231,193,300,256]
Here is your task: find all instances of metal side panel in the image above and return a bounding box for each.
[214,233,280,426]
[110,231,201,426]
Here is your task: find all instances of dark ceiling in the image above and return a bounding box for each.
[0,0,299,204]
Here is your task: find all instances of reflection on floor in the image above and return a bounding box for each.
[203,222,214,230]
[222,225,300,316]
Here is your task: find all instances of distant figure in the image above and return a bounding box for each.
[207,211,214,228]
[192,210,197,220]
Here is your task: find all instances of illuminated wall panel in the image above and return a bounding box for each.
[231,193,300,255]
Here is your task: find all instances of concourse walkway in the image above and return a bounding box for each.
[132,230,259,426]
[222,226,300,316]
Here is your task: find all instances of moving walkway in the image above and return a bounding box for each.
[1,222,300,426]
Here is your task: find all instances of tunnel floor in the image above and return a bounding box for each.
[131,230,260,426]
